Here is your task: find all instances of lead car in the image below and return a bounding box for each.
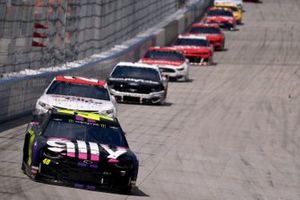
[21,109,139,193]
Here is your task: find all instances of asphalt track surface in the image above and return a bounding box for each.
[1,0,300,199]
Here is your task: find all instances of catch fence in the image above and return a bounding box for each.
[0,0,180,76]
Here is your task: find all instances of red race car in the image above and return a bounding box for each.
[189,23,225,51]
[170,34,214,65]
[203,7,236,31]
[140,47,190,81]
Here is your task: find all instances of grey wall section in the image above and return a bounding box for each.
[0,0,213,123]
[0,0,179,76]
[0,0,35,74]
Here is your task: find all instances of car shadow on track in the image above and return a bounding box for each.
[95,186,149,196]
[0,114,32,133]
[33,179,149,197]
[244,0,263,4]
[129,187,149,196]
[168,79,194,83]
[117,101,173,107]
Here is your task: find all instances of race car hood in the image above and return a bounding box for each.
[38,94,114,112]
[108,77,163,93]
[140,58,184,68]
[172,45,212,53]
[189,33,223,42]
[205,16,235,22]
[41,137,135,167]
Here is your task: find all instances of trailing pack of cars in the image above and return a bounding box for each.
[21,0,250,194]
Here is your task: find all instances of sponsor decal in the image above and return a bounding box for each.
[42,158,51,165]
[51,95,103,105]
[141,59,183,66]
[109,77,159,84]
[46,138,126,161]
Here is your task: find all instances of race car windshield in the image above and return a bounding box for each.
[217,6,238,12]
[43,119,128,147]
[207,9,234,17]
[190,27,221,34]
[143,50,185,61]
[46,81,110,100]
[174,38,210,47]
[111,66,160,82]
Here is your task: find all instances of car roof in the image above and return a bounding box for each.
[209,6,232,11]
[215,0,242,4]
[178,34,208,40]
[55,76,106,87]
[208,7,234,14]
[116,62,160,71]
[215,2,239,8]
[192,23,220,28]
[148,46,180,53]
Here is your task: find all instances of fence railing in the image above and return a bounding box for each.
[0,0,180,77]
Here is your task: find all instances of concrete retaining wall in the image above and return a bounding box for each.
[0,0,213,123]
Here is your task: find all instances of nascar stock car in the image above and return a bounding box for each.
[35,76,117,117]
[22,109,139,193]
[139,47,190,81]
[170,34,214,65]
[107,62,168,104]
[189,23,225,51]
[214,2,243,24]
[214,0,243,10]
[203,7,237,30]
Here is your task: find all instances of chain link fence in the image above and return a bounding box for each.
[0,0,181,77]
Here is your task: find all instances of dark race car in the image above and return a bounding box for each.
[22,109,139,193]
[203,7,237,30]
[107,62,168,104]
[189,23,225,51]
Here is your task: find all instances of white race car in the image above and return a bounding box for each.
[140,46,190,81]
[35,76,117,117]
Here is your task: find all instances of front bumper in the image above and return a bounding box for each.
[33,158,136,191]
[210,40,224,50]
[35,104,116,117]
[205,20,235,30]
[218,22,235,30]
[110,89,166,104]
[234,15,242,23]
[184,53,213,65]
[159,66,189,81]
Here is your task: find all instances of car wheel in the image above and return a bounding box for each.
[120,177,134,194]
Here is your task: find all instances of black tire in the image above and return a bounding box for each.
[121,184,132,194]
